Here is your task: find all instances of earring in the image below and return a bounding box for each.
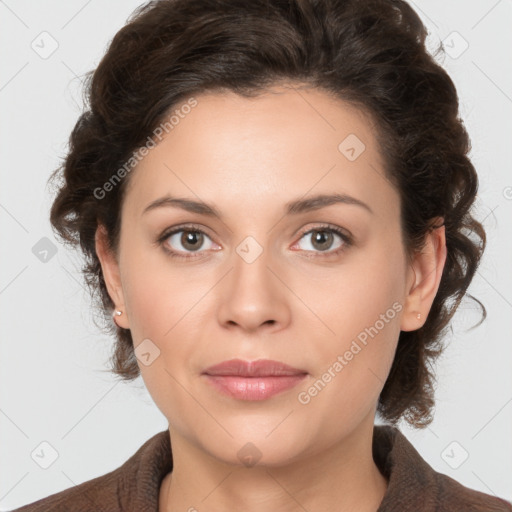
[112,309,122,327]
[416,312,421,320]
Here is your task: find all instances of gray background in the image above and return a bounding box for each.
[1,0,511,509]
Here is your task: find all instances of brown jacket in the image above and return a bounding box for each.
[11,425,512,511]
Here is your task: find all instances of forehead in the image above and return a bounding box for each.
[122,85,399,222]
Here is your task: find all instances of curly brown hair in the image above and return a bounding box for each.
[48,0,486,428]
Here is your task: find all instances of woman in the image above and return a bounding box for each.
[12,0,512,510]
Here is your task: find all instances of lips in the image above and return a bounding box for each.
[202,359,308,401]
[203,358,307,377]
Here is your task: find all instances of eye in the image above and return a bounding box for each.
[157,223,353,260]
[157,224,217,259]
[292,225,352,256]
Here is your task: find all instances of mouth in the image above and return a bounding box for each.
[202,359,308,401]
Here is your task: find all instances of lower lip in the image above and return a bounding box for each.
[204,374,307,400]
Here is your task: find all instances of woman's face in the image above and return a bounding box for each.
[97,84,443,466]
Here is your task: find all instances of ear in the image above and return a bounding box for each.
[95,224,130,329]
[400,217,447,332]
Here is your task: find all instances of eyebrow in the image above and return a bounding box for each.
[141,192,374,218]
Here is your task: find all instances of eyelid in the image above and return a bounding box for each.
[157,222,214,241]
[295,223,352,242]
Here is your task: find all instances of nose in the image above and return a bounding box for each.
[216,242,291,333]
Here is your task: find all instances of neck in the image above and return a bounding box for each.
[160,415,388,512]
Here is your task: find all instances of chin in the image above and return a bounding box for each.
[213,444,302,469]
[197,426,310,469]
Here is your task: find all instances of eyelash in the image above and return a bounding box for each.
[156,223,353,260]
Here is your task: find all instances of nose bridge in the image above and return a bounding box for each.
[217,232,290,330]
[231,233,277,301]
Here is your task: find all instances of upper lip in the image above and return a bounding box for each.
[203,358,307,377]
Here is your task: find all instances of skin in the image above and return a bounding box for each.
[95,83,447,512]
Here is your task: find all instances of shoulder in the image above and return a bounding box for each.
[9,429,172,512]
[374,425,512,512]
[434,470,512,511]
[10,467,122,512]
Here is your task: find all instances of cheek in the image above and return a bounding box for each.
[304,238,404,344]
[120,242,203,339]
[119,246,210,420]
[295,307,401,439]
[301,242,405,406]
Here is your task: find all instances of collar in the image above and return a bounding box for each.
[121,424,512,511]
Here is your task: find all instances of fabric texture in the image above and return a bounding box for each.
[11,425,512,511]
